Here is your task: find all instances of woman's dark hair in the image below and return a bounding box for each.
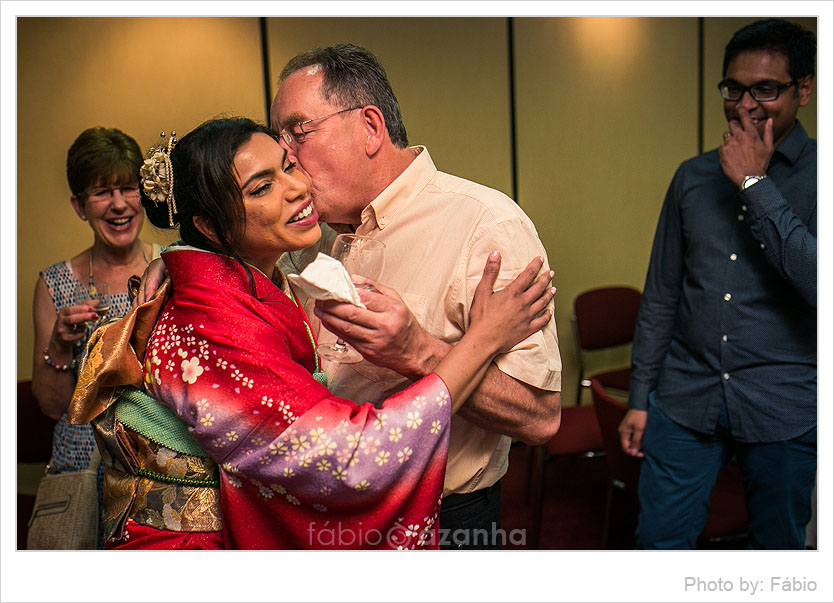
[66,127,142,198]
[142,117,276,263]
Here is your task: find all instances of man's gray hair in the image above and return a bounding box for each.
[279,44,408,148]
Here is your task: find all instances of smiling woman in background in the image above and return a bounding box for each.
[31,126,158,546]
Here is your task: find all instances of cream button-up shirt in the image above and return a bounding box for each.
[281,147,561,495]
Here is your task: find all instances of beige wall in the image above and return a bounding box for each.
[514,17,701,404]
[17,17,265,379]
[264,17,513,196]
[17,17,819,402]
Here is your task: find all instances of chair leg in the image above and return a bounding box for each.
[526,444,542,504]
[601,480,614,549]
[529,445,546,549]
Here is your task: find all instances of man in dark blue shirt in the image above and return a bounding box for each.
[619,19,817,549]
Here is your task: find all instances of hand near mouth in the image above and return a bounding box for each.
[719,107,774,188]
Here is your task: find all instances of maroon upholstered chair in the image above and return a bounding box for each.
[699,460,749,546]
[528,403,605,548]
[528,286,640,548]
[18,380,58,549]
[17,380,57,463]
[572,286,642,405]
[590,378,642,547]
[590,378,748,549]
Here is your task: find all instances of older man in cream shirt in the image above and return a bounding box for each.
[273,44,561,550]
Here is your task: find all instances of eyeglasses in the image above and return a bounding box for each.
[83,184,141,203]
[717,79,798,102]
[279,106,362,147]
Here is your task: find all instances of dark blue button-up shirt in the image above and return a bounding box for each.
[629,121,816,443]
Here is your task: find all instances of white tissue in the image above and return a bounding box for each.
[287,253,366,308]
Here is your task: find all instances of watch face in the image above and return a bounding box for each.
[742,176,762,189]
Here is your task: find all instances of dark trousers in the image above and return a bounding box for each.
[636,396,817,549]
[438,481,502,550]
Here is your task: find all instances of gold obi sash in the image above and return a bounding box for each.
[68,280,221,541]
[93,387,222,541]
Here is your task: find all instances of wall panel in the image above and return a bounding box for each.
[265,17,513,197]
[514,17,700,404]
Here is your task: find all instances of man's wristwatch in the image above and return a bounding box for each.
[740,175,767,190]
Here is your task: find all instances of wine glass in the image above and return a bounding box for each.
[78,282,112,331]
[316,234,386,364]
[92,282,113,326]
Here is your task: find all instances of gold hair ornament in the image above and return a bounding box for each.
[140,131,178,227]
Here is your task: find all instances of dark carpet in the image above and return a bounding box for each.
[500,442,748,550]
[500,443,631,550]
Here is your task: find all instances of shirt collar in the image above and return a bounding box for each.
[773,120,810,166]
[358,146,436,233]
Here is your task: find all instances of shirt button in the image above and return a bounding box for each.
[379,217,387,227]
[741,204,747,212]
[730,253,737,261]
[724,293,732,302]
[723,373,730,381]
[760,243,766,249]
[737,214,744,221]
[722,335,728,342]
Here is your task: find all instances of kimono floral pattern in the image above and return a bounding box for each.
[145,248,450,549]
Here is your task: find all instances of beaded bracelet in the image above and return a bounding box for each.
[42,346,77,372]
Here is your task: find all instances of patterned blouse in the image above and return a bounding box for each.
[40,260,133,474]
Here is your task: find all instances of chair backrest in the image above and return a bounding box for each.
[573,286,642,351]
[17,380,57,463]
[590,378,641,489]
[590,379,747,545]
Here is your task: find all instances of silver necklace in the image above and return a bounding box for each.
[89,244,150,296]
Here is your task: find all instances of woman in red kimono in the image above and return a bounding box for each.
[69,118,554,549]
